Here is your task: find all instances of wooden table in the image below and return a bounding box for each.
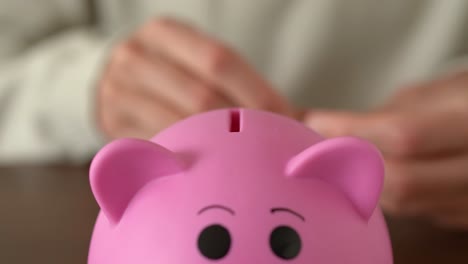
[1,166,468,263]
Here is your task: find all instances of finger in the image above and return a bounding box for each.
[98,80,145,139]
[304,108,468,157]
[380,153,468,216]
[304,110,405,155]
[385,73,468,112]
[104,113,152,140]
[113,42,233,115]
[122,91,182,135]
[102,79,182,137]
[294,108,308,121]
[101,97,151,140]
[135,18,293,115]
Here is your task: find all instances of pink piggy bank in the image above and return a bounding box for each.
[88,108,393,264]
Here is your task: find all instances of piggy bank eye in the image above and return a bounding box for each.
[197,224,231,260]
[270,225,302,260]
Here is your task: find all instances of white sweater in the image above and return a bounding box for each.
[1,0,468,164]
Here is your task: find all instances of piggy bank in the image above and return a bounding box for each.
[88,108,393,264]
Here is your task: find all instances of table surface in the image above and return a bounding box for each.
[1,166,468,264]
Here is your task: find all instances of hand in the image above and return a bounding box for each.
[97,17,293,139]
[303,71,468,229]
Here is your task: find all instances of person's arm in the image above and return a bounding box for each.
[303,62,468,229]
[0,0,109,164]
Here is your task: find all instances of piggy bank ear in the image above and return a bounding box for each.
[286,137,384,220]
[90,138,184,225]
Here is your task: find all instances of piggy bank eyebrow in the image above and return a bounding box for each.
[271,207,305,221]
[198,205,235,215]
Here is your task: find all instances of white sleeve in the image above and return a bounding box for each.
[0,0,112,165]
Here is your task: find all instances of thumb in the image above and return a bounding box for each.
[303,110,381,137]
[303,110,398,154]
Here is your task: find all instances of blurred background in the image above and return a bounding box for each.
[1,0,468,263]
